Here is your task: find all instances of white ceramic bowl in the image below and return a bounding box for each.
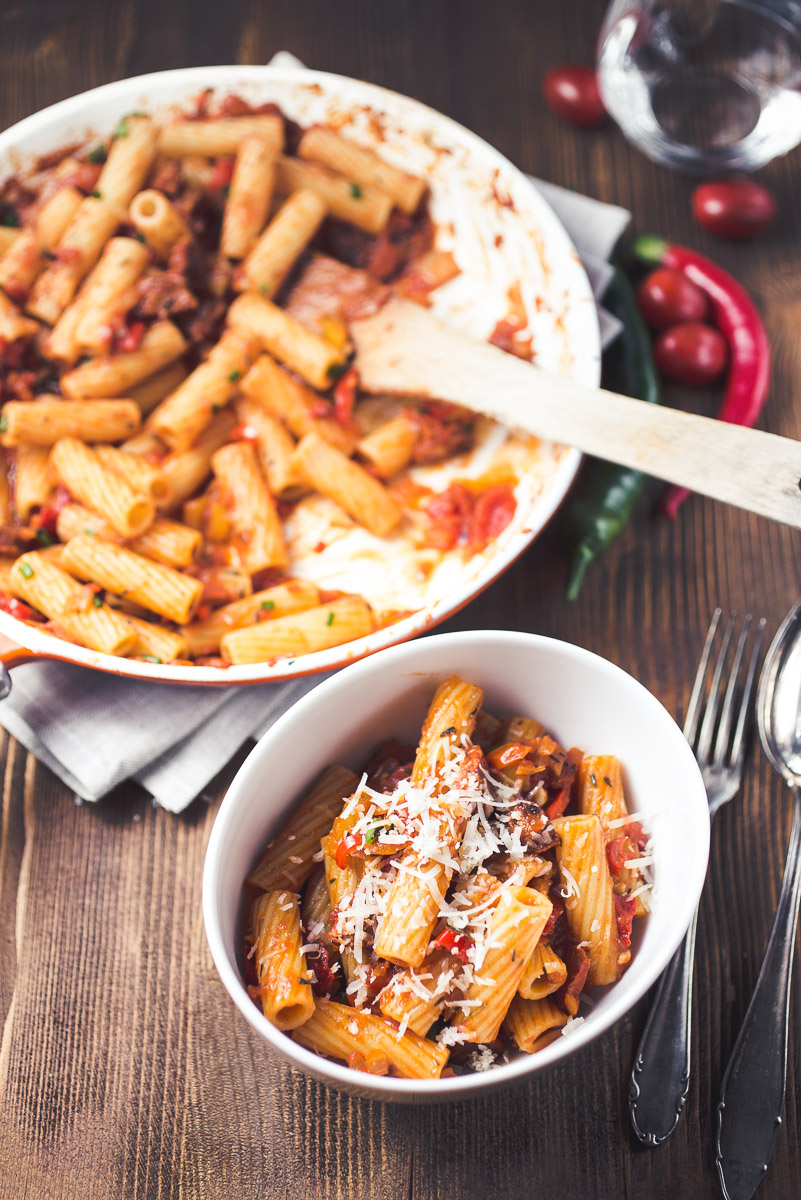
[0,64,600,686]
[203,629,710,1102]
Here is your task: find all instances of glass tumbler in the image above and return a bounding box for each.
[597,0,801,172]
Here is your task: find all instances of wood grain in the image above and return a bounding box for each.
[2,1,801,1197]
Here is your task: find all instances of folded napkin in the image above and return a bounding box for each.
[0,60,630,813]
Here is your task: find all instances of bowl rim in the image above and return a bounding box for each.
[0,63,599,687]
[202,628,710,1098]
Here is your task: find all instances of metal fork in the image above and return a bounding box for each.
[629,609,766,1146]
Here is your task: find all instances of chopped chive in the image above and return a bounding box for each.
[603,776,612,787]
[221,183,230,197]
[440,725,457,737]
[364,822,381,844]
[41,248,57,262]
[211,403,221,413]
[18,562,34,579]
[326,611,335,626]
[135,231,146,243]
[90,189,103,199]
[84,527,97,536]
[227,369,241,383]
[327,362,347,381]
[88,144,108,165]
[0,416,7,433]
[1,208,19,228]
[349,182,363,199]
[92,593,104,607]
[35,529,52,547]
[260,599,275,611]
[140,654,162,664]
[112,117,130,139]
[259,283,269,295]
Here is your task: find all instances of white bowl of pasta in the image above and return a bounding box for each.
[0,64,600,686]
[203,629,709,1101]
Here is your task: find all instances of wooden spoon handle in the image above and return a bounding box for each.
[352,298,801,530]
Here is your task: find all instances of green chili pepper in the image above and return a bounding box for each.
[566,262,661,600]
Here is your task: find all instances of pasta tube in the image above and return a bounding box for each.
[126,616,188,663]
[9,551,136,656]
[128,190,189,259]
[0,185,82,298]
[221,134,278,259]
[60,321,188,399]
[220,596,375,665]
[181,580,319,657]
[247,764,358,893]
[0,400,141,447]
[250,891,316,1031]
[0,292,39,341]
[96,116,159,209]
[240,353,355,454]
[158,411,237,507]
[291,432,402,538]
[211,440,286,572]
[26,197,123,324]
[94,444,171,504]
[504,995,569,1053]
[147,328,259,451]
[357,414,417,479]
[228,293,345,390]
[50,438,154,538]
[60,534,203,625]
[552,814,620,987]
[56,503,201,569]
[12,444,53,519]
[454,887,552,1044]
[276,156,392,234]
[517,940,568,1001]
[234,397,305,497]
[73,237,150,351]
[298,125,425,214]
[126,362,189,416]
[291,999,449,1078]
[157,114,284,158]
[238,188,326,297]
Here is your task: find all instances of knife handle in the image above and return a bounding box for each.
[716,789,801,1200]
[629,908,697,1145]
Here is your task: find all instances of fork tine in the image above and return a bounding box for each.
[729,617,766,767]
[696,612,736,764]
[711,615,751,767]
[683,608,722,743]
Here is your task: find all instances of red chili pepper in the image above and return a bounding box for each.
[433,927,474,962]
[334,830,363,870]
[633,235,771,519]
[332,367,359,428]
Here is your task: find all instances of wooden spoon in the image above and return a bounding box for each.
[351,296,801,529]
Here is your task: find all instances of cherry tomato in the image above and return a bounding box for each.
[692,180,777,240]
[653,322,728,386]
[542,65,606,128]
[636,267,708,329]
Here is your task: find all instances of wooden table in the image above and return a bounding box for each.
[2,2,800,1197]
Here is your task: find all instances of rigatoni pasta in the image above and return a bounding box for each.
[0,91,531,673]
[242,678,651,1076]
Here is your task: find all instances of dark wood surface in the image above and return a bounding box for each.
[1,2,800,1197]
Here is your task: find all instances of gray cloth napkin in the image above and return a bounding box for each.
[0,61,631,813]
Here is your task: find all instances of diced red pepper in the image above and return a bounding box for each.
[332,367,359,428]
[486,742,531,770]
[606,836,629,878]
[230,422,259,442]
[466,484,516,555]
[433,927,474,962]
[614,893,637,947]
[544,789,571,819]
[0,593,40,622]
[335,830,363,870]
[626,820,649,851]
[208,156,235,191]
[115,320,146,353]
